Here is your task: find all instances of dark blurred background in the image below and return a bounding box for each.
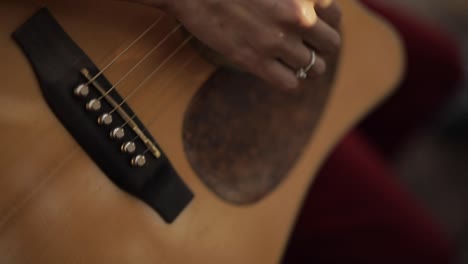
[377,0,468,262]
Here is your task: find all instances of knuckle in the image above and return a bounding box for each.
[262,37,283,53]
[323,31,342,54]
[272,71,298,90]
[311,59,327,75]
[327,31,342,53]
[231,48,253,65]
[284,77,300,90]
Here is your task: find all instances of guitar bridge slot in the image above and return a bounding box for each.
[80,68,161,159]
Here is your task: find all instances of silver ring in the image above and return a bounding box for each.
[296,50,316,80]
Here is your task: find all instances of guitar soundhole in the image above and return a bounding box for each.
[183,66,336,204]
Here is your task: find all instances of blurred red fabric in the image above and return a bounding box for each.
[283,1,464,263]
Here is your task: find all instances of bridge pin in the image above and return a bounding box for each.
[121,142,136,154]
[131,155,146,167]
[86,99,101,111]
[98,113,113,125]
[74,84,89,97]
[110,127,125,140]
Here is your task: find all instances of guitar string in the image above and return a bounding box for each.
[127,51,198,151]
[138,78,189,156]
[127,45,203,155]
[119,51,197,135]
[109,35,193,117]
[86,15,163,84]
[97,24,183,100]
[80,15,202,157]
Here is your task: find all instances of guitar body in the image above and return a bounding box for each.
[0,0,404,263]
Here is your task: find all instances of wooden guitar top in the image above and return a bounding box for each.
[0,0,404,263]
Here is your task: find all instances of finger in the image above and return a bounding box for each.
[301,18,341,54]
[231,47,300,90]
[256,59,300,90]
[304,50,327,77]
[276,40,327,78]
[315,1,342,29]
[276,36,311,70]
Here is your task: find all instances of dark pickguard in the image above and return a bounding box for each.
[183,65,337,204]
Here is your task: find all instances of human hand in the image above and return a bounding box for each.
[127,0,342,90]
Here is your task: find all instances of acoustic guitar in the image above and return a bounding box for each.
[0,0,404,262]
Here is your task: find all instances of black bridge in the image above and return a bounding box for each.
[13,8,193,223]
